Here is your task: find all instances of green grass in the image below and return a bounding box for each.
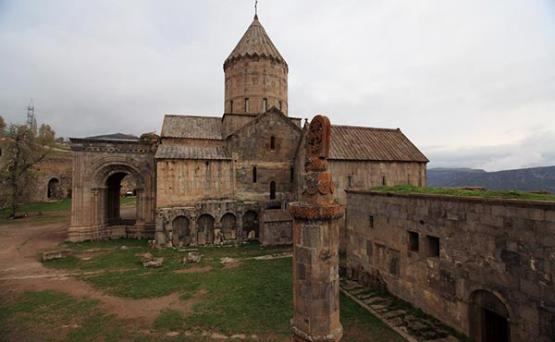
[37,240,403,341]
[341,293,405,342]
[0,197,136,224]
[0,290,126,342]
[372,184,555,202]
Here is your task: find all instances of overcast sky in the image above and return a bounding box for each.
[0,0,554,171]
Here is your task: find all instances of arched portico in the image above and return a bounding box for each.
[47,178,61,199]
[68,137,157,242]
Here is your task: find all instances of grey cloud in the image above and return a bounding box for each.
[0,0,554,171]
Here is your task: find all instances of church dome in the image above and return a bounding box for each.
[224,15,287,70]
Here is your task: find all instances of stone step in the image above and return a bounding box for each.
[370,304,388,313]
[423,336,459,342]
[382,309,407,320]
[350,287,370,295]
[387,317,406,327]
[341,280,362,290]
[364,296,387,305]
[357,293,378,300]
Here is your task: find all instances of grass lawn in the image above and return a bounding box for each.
[372,184,555,202]
[1,239,405,341]
[0,196,136,224]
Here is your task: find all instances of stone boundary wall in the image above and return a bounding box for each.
[345,190,555,342]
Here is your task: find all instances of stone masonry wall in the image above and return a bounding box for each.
[346,191,555,342]
[224,58,288,115]
[156,159,233,208]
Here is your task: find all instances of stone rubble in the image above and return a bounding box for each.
[184,251,202,264]
[341,279,463,342]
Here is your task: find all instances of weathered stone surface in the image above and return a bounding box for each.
[41,249,71,261]
[143,257,164,268]
[290,115,343,342]
[184,251,202,264]
[346,191,555,342]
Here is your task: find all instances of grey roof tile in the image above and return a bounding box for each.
[161,115,222,140]
[330,125,428,162]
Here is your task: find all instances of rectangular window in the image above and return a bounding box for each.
[279,100,282,110]
[230,100,234,113]
[426,235,440,257]
[382,176,386,186]
[290,167,294,183]
[245,98,250,112]
[347,175,353,188]
[253,167,257,183]
[263,98,268,112]
[408,231,419,252]
[369,215,374,228]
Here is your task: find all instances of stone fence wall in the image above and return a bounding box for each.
[345,190,555,342]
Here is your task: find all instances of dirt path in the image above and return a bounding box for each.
[0,219,200,327]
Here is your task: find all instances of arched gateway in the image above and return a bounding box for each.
[67,134,158,242]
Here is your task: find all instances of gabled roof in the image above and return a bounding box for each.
[330,125,428,163]
[227,107,302,139]
[224,15,287,69]
[155,143,230,160]
[161,115,222,140]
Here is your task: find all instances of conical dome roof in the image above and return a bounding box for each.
[224,15,287,69]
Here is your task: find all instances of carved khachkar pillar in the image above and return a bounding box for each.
[289,115,344,342]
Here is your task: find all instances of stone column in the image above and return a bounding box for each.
[289,115,343,342]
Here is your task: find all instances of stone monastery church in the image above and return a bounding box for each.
[68,15,428,246]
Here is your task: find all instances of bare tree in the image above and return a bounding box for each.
[0,124,54,218]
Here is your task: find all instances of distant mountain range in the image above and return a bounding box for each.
[427,166,555,193]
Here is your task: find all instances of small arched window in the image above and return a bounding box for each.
[253,166,257,183]
[270,136,276,150]
[244,98,250,112]
[382,176,387,186]
[263,98,268,112]
[270,181,276,200]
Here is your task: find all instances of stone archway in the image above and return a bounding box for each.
[68,137,157,242]
[47,178,61,199]
[172,216,191,246]
[243,211,259,240]
[469,290,511,342]
[197,214,215,245]
[221,213,237,240]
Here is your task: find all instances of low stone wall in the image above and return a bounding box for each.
[345,190,555,342]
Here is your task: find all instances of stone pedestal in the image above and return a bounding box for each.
[289,114,343,342]
[290,204,344,342]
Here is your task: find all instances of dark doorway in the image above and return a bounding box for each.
[470,290,511,342]
[105,172,137,226]
[47,178,61,199]
[197,214,215,245]
[172,216,190,246]
[483,309,509,342]
[243,211,259,239]
[270,181,276,200]
[221,213,237,240]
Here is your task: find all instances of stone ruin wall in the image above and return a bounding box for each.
[345,190,555,341]
[32,152,73,202]
[156,159,234,208]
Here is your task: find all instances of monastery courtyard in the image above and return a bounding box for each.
[0,200,409,342]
